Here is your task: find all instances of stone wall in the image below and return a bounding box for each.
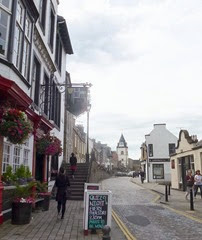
[89,161,112,183]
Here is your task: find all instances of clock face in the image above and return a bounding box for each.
[119,142,124,147]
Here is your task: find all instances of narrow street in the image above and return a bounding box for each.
[102,177,202,240]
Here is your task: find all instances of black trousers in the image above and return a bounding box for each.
[57,199,66,217]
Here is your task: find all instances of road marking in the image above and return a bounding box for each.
[112,209,137,240]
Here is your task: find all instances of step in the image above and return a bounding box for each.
[67,195,83,200]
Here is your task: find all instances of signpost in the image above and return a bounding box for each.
[84,190,112,235]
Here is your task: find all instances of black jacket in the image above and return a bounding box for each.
[70,156,77,166]
[55,174,70,202]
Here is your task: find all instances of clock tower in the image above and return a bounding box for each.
[116,134,128,167]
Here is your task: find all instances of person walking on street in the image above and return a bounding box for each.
[194,170,202,199]
[139,169,145,184]
[55,167,70,219]
[185,169,194,200]
[70,153,77,179]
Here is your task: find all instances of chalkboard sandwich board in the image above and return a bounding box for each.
[84,190,112,233]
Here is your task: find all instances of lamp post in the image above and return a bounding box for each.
[86,104,91,163]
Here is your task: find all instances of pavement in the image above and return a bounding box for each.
[130,177,202,222]
[0,200,126,240]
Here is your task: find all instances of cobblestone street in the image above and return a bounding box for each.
[102,177,202,240]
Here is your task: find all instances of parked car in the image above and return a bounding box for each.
[115,172,128,176]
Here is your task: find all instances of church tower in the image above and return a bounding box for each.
[116,134,128,167]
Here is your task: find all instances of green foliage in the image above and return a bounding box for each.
[15,164,26,179]
[36,181,48,193]
[0,108,33,144]
[2,165,16,182]
[15,181,36,199]
[25,166,32,178]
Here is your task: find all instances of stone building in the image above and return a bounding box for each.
[171,130,201,191]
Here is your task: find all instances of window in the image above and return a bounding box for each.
[2,143,11,172]
[43,73,50,116]
[33,56,41,106]
[153,164,164,179]
[23,149,29,166]
[13,147,21,172]
[148,144,153,157]
[50,81,61,128]
[13,0,32,79]
[121,151,124,155]
[39,0,47,31]
[49,7,55,50]
[169,143,176,155]
[55,33,62,71]
[0,0,12,56]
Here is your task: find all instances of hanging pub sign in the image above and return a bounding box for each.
[84,190,112,235]
[67,86,88,116]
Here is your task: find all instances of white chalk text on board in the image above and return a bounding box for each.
[88,194,108,229]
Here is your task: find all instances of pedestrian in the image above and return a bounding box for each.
[185,169,194,200]
[55,167,70,219]
[139,169,145,184]
[70,152,77,179]
[194,170,202,199]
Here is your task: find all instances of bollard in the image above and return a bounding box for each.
[168,184,171,196]
[190,188,194,211]
[102,225,111,240]
[165,185,168,202]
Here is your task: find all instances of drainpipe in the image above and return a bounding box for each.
[0,136,4,224]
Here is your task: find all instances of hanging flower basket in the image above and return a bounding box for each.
[0,108,33,144]
[36,134,62,156]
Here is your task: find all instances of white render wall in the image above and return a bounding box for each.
[145,124,178,182]
[117,147,128,167]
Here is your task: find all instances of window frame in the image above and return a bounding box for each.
[0,1,12,58]
[152,164,164,179]
[48,5,55,52]
[13,0,33,81]
[148,144,153,157]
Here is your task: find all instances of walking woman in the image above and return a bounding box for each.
[55,167,70,219]
[70,153,77,179]
[185,169,194,200]
[194,170,202,199]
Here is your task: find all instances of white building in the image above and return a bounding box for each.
[144,124,177,182]
[116,134,128,167]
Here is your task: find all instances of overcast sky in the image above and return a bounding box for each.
[58,0,202,159]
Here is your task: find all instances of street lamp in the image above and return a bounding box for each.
[86,104,91,163]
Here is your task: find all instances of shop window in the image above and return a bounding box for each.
[148,144,153,157]
[153,164,164,179]
[0,0,12,56]
[2,143,11,172]
[169,143,176,155]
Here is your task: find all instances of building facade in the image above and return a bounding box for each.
[170,130,201,191]
[116,134,128,167]
[73,125,86,163]
[0,0,73,224]
[144,124,177,182]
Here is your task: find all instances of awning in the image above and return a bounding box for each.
[0,75,32,109]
